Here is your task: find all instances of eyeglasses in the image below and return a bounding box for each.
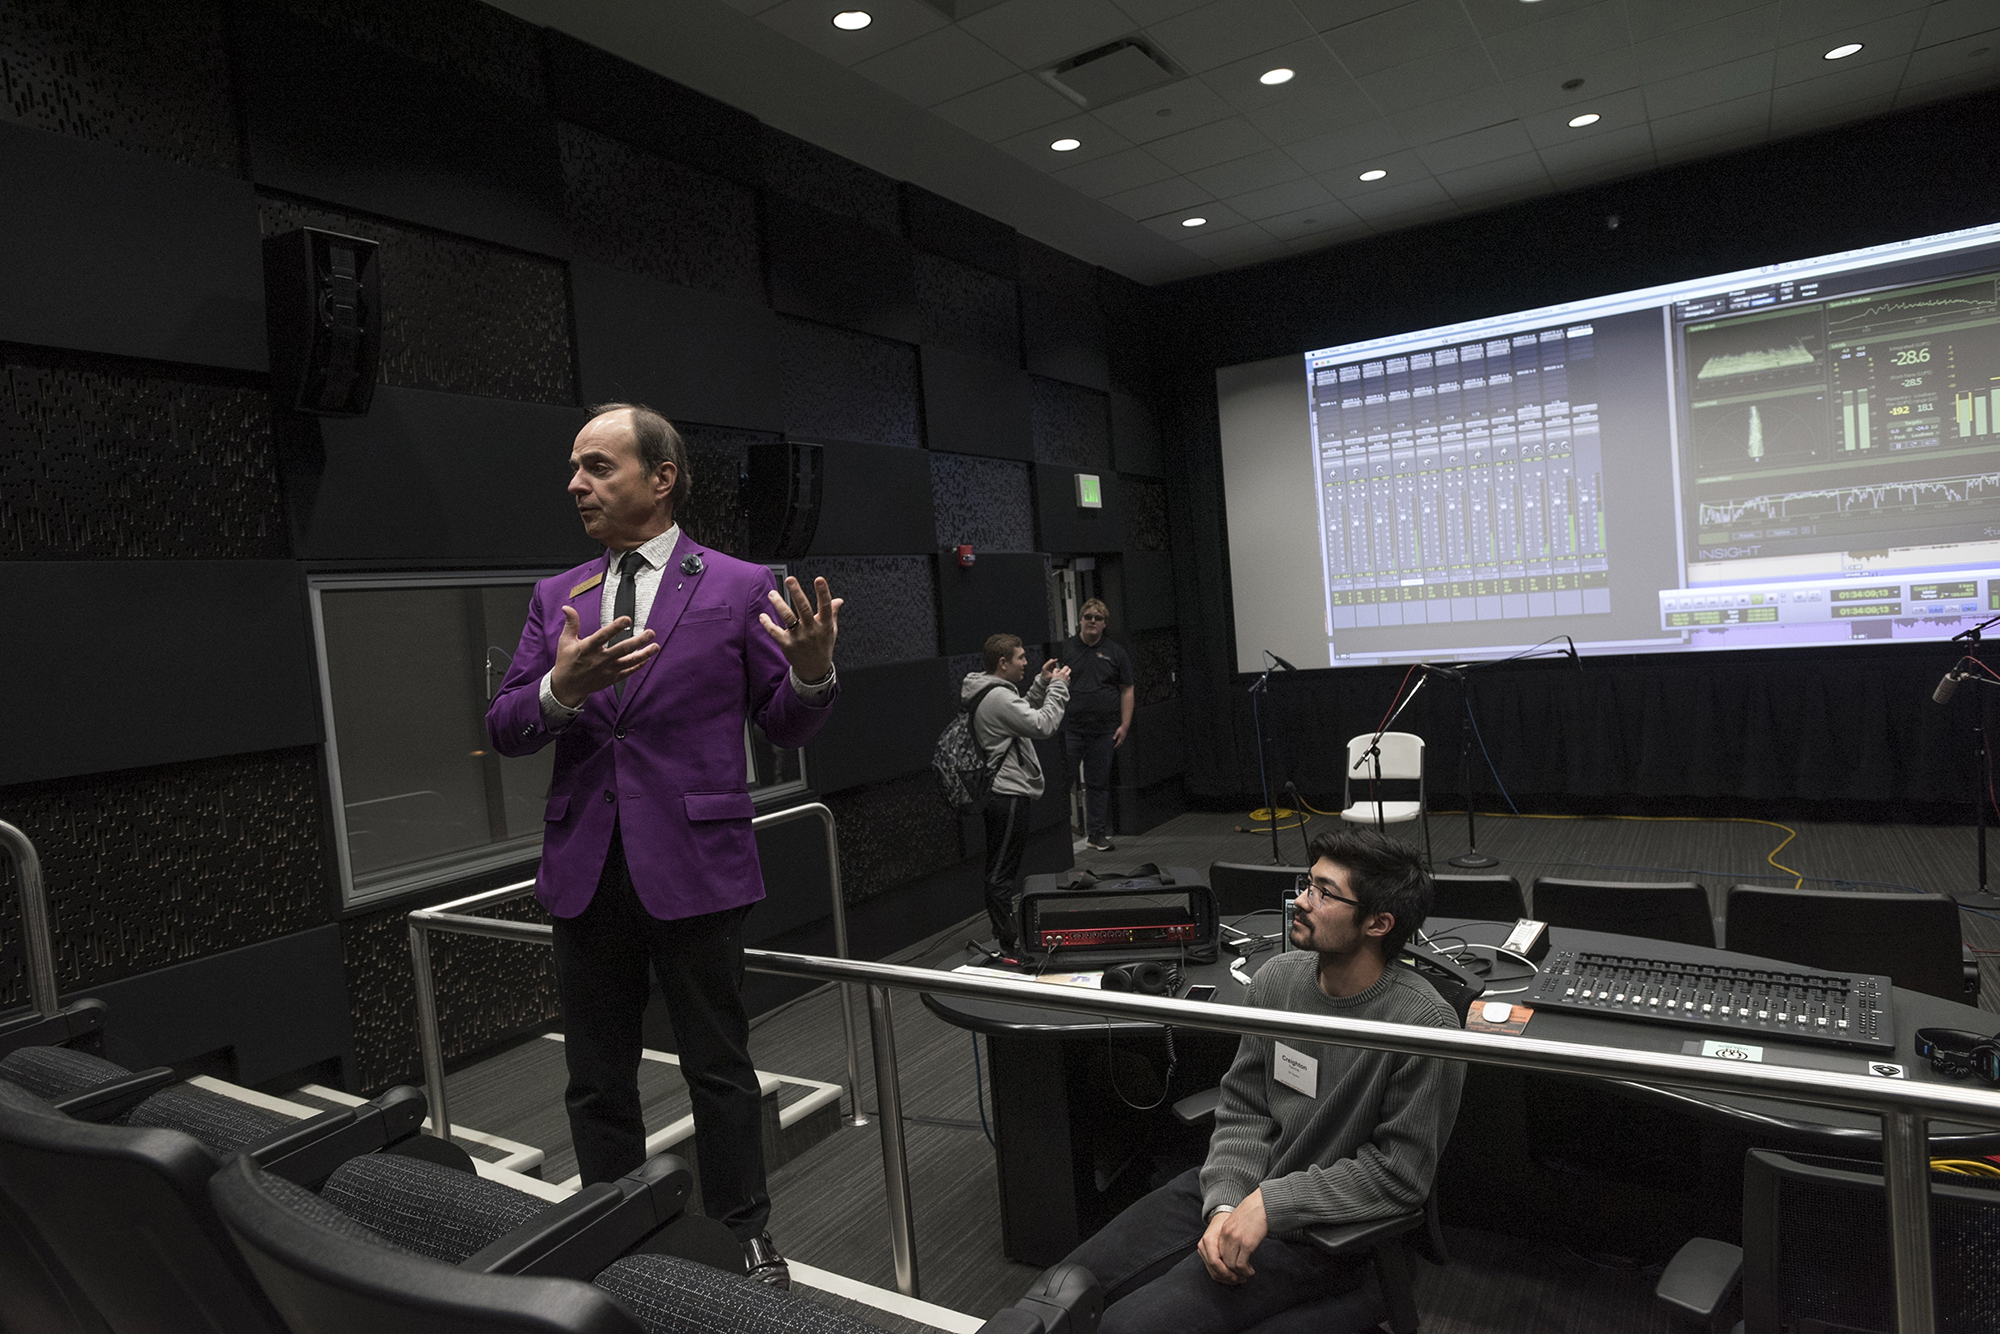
[1081,614,1107,622]
[1293,874,1362,910]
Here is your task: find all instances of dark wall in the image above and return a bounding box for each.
[1149,90,2000,813]
[0,0,1181,1092]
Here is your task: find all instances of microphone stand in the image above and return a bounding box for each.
[1444,637,1580,870]
[1248,655,1284,865]
[1355,674,1432,832]
[1940,626,2000,907]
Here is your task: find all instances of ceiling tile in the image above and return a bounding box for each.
[1899,34,2000,93]
[959,0,1136,69]
[996,114,1136,169]
[1773,11,1924,85]
[1777,0,1927,46]
[757,0,948,66]
[1287,0,1416,34]
[1315,147,1433,197]
[1091,77,1237,143]
[1143,115,1275,171]
[1648,91,1771,149]
[1357,45,1501,114]
[1414,120,1536,174]
[1241,81,1385,144]
[1388,87,1518,145]
[1321,0,1482,77]
[1642,52,1777,120]
[1771,55,1909,115]
[853,26,1020,106]
[1625,0,1776,44]
[934,73,1082,141]
[1520,86,1649,148]
[1283,118,1410,173]
[723,0,785,14]
[1460,0,1615,38]
[1629,7,1783,83]
[1225,175,1336,221]
[1141,201,1248,235]
[1051,144,1178,197]
[1104,175,1215,220]
[1338,173,1451,220]
[1433,150,1552,201]
[1918,0,2000,49]
[1146,0,1319,75]
[1653,125,1767,164]
[1197,37,1372,116]
[1501,49,1646,115]
[1213,239,1301,268]
[1257,196,1362,236]
[1534,120,1654,173]
[1547,150,1660,189]
[1359,197,1464,235]
[1179,221,1279,258]
[1186,145,1307,196]
[1768,90,1897,138]
[1286,221,1375,252]
[1481,1,1631,80]
[1110,0,1215,26]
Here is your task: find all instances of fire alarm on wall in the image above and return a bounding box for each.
[1075,473,1102,510]
[956,544,976,567]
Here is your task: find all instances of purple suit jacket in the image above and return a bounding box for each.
[486,533,837,921]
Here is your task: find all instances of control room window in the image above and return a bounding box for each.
[311,572,807,910]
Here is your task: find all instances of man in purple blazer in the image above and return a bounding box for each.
[486,403,839,1289]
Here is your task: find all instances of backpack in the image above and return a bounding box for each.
[933,682,1026,814]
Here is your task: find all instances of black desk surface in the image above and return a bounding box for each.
[922,914,2000,1144]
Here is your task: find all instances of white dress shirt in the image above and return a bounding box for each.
[539,525,836,728]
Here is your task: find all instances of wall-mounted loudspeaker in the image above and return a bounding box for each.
[745,441,823,559]
[263,228,381,417]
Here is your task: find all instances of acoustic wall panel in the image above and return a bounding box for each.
[1031,378,1112,470]
[747,816,835,944]
[1110,391,1164,477]
[825,771,964,905]
[804,658,954,796]
[289,385,593,563]
[763,129,903,236]
[916,253,1019,366]
[236,3,566,258]
[779,319,921,449]
[938,552,1051,655]
[933,454,1034,553]
[1123,549,1178,632]
[791,555,938,669]
[0,748,329,1006]
[766,198,920,344]
[1122,477,1170,552]
[1034,465,1123,555]
[678,422,776,558]
[542,30,763,188]
[572,261,784,433]
[0,564,319,786]
[1019,238,1108,392]
[1119,699,1185,789]
[920,346,1032,461]
[274,0,548,105]
[0,122,266,370]
[1132,626,1182,706]
[258,198,574,406]
[0,355,283,560]
[1100,270,1159,398]
[903,184,1018,281]
[805,440,938,556]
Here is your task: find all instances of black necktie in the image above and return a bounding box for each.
[611,549,645,695]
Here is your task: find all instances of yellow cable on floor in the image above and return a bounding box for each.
[1463,811,1804,889]
[1932,1158,2000,1177]
[1246,808,1310,832]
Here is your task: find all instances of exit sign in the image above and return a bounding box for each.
[1074,472,1102,509]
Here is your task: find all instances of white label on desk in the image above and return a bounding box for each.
[1700,1040,1764,1063]
[1274,1043,1318,1098]
[1868,1062,1907,1079]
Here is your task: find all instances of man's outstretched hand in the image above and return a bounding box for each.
[759,575,841,682]
[1197,1189,1269,1286]
[549,607,658,707]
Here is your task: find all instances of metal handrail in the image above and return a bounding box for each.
[405,802,865,1149]
[0,821,58,1020]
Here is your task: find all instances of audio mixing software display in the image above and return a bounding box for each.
[1216,220,2000,672]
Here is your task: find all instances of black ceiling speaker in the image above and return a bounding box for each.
[263,228,381,417]
[745,441,823,559]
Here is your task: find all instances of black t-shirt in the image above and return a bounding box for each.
[1058,633,1132,730]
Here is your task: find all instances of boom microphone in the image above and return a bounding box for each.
[1266,651,1300,671]
[1935,669,1963,705]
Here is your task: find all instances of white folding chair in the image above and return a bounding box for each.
[1341,732,1433,867]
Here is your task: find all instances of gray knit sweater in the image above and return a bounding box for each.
[1199,952,1466,1239]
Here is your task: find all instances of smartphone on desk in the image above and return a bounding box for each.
[1182,984,1217,1002]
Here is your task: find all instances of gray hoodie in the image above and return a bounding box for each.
[959,671,1069,799]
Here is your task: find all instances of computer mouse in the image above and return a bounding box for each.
[1480,1001,1514,1024]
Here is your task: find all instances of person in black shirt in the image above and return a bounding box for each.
[1059,598,1134,852]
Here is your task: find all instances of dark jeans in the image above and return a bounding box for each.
[982,793,1032,948]
[1062,1170,1365,1334]
[1064,726,1116,840]
[550,824,769,1241]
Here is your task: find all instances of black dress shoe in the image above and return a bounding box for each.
[744,1231,790,1291]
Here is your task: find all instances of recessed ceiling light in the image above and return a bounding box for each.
[1568,112,1601,128]
[1824,42,1863,59]
[1561,78,1585,91]
[1050,137,1081,152]
[1259,68,1295,86]
[1358,169,1387,181]
[1182,217,1207,228]
[831,11,872,30]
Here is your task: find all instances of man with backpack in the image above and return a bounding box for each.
[961,633,1070,950]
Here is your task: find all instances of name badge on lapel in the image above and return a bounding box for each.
[1273,1042,1318,1098]
[570,571,604,597]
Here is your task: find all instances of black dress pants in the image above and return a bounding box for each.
[1063,726,1117,840]
[550,824,769,1241]
[982,793,1033,948]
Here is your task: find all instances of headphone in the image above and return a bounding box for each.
[1100,961,1179,995]
[1913,1028,2000,1084]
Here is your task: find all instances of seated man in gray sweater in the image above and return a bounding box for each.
[1061,828,1465,1334]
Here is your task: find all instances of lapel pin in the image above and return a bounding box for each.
[681,553,705,576]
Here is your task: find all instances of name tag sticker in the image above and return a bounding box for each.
[1274,1042,1318,1098]
[1700,1040,1764,1063]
